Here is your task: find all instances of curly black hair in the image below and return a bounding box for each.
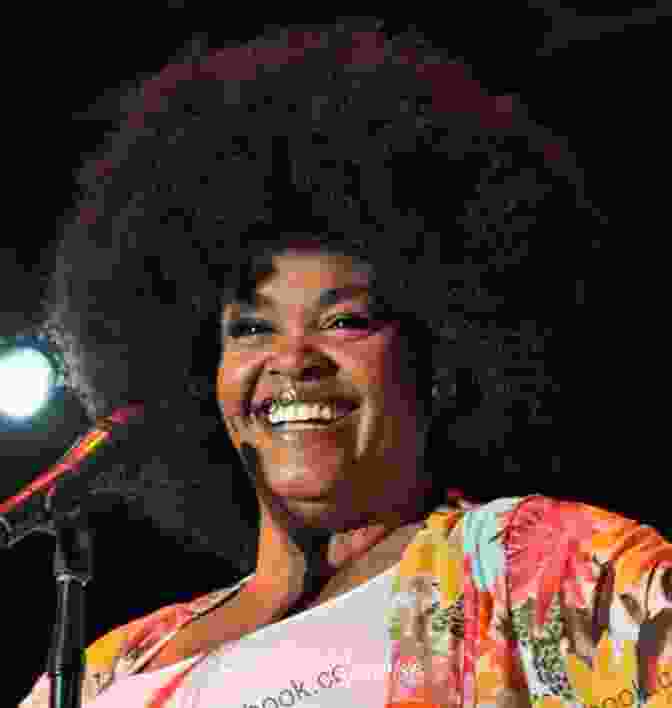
[34,19,605,576]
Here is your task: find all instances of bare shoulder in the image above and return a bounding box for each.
[139,590,261,673]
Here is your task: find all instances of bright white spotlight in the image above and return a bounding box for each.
[0,347,55,419]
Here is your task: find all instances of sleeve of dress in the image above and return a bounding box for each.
[17,624,128,707]
[17,580,250,707]
[569,502,672,706]
[503,496,672,707]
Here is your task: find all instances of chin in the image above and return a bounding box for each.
[271,494,349,531]
[283,494,382,534]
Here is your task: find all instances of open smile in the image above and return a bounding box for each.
[249,404,360,436]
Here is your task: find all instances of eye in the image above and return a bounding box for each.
[326,314,372,330]
[224,319,273,339]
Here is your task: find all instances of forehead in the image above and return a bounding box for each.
[260,249,372,292]
[222,247,374,316]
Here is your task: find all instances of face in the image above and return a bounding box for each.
[217,248,431,531]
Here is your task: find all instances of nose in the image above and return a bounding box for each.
[266,334,336,382]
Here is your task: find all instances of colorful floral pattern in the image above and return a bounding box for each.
[386,495,672,707]
[20,494,672,707]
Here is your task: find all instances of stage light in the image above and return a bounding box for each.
[0,335,64,421]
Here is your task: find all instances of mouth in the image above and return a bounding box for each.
[247,399,360,432]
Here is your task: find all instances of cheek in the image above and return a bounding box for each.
[216,351,251,420]
[372,335,420,419]
[353,328,407,390]
[349,329,416,405]
[226,420,243,448]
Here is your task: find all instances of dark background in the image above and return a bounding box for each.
[3,9,670,704]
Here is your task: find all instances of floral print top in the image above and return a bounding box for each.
[20,494,672,707]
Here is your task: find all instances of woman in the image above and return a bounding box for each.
[21,20,670,708]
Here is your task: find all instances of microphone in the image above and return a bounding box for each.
[0,404,145,549]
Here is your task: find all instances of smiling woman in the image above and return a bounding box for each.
[217,248,436,584]
[20,18,670,708]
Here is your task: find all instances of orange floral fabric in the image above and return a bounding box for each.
[385,495,672,707]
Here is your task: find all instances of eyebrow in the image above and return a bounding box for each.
[231,284,371,316]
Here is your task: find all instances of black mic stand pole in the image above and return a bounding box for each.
[47,508,94,708]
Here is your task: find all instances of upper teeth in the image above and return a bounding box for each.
[268,402,341,425]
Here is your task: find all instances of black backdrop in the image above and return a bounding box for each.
[3,9,670,704]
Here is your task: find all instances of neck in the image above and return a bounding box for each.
[243,495,434,622]
[240,506,370,619]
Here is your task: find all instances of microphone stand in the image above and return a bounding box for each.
[1,498,100,708]
[0,404,144,707]
[47,510,93,708]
